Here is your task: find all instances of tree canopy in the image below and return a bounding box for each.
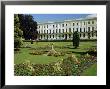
[18,14,38,40]
[14,14,23,48]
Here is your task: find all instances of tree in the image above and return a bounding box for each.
[14,14,23,48]
[73,31,80,48]
[18,14,38,41]
[87,28,91,39]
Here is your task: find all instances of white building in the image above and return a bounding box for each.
[37,15,97,41]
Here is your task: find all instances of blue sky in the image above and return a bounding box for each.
[31,14,92,23]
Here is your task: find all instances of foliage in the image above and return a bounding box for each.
[18,14,38,40]
[88,32,91,39]
[14,60,35,76]
[29,50,44,55]
[14,14,23,48]
[61,54,80,76]
[47,50,65,57]
[14,54,96,76]
[86,47,97,56]
[47,49,57,56]
[14,37,23,48]
[73,31,80,48]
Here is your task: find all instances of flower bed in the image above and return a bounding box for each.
[14,54,97,76]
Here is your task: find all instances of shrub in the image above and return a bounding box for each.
[78,53,97,75]
[14,48,20,51]
[14,37,23,48]
[14,54,97,76]
[61,54,80,76]
[14,60,35,76]
[86,47,97,56]
[47,50,65,57]
[47,49,57,56]
[53,52,61,57]
[29,50,43,55]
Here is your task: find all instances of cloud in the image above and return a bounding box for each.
[86,14,97,19]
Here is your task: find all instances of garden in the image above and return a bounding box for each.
[14,14,97,76]
[14,41,97,76]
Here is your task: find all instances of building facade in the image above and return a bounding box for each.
[37,16,97,41]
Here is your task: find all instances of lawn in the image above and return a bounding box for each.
[14,41,97,64]
[14,41,97,76]
[14,48,62,64]
[81,63,97,76]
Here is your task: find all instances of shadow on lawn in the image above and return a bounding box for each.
[67,47,80,49]
[71,51,87,55]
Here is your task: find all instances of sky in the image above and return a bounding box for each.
[31,14,93,23]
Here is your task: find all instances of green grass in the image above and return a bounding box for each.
[81,63,97,76]
[14,41,96,64]
[14,48,62,64]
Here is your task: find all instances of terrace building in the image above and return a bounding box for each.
[37,15,97,41]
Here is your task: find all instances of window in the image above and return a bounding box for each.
[50,35,51,38]
[53,35,54,38]
[69,28,71,32]
[92,21,94,24]
[84,28,85,32]
[62,29,64,33]
[47,30,48,34]
[56,29,57,33]
[92,27,94,31]
[83,33,85,37]
[66,24,67,26]
[88,21,90,24]
[69,34,71,38]
[62,24,64,27]
[41,35,42,39]
[53,25,54,28]
[88,27,90,32]
[56,25,57,27]
[44,26,45,28]
[73,23,74,26]
[50,30,51,34]
[47,25,48,28]
[80,28,82,32]
[73,28,74,32]
[53,30,54,33]
[47,35,48,39]
[77,23,78,25]
[39,26,40,28]
[44,30,45,33]
[66,29,67,32]
[77,28,78,32]
[59,29,61,33]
